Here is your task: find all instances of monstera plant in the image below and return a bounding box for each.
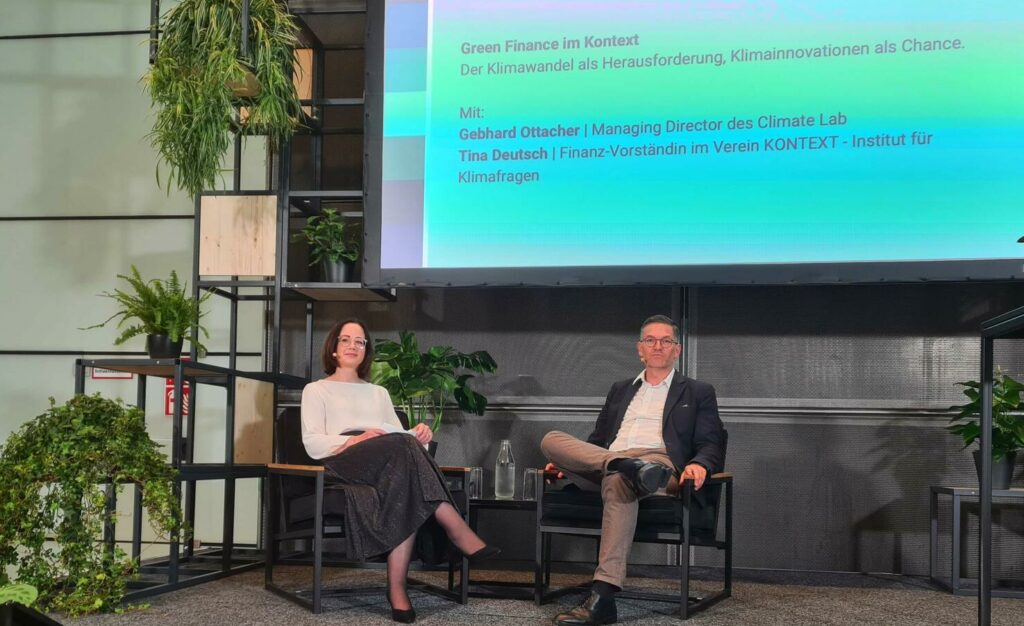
[371,331,497,431]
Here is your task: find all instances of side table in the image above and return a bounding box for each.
[462,497,540,600]
[929,485,1024,598]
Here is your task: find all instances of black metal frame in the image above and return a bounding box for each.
[457,497,542,601]
[264,463,472,613]
[74,358,305,599]
[977,304,1024,626]
[535,475,733,620]
[929,486,1024,599]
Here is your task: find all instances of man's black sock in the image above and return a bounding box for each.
[592,580,620,598]
[606,458,624,473]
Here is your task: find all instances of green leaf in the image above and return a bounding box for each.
[0,395,181,614]
[371,331,497,430]
[949,371,1024,458]
[80,265,211,355]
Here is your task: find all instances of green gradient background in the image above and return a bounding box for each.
[400,7,1023,268]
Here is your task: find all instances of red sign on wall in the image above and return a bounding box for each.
[165,378,190,417]
[164,358,191,417]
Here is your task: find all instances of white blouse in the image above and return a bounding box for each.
[300,379,403,459]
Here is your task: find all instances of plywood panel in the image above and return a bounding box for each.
[294,48,314,117]
[234,378,274,464]
[199,195,277,277]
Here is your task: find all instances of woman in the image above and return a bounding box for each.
[301,318,497,623]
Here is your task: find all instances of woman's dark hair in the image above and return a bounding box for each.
[321,318,374,380]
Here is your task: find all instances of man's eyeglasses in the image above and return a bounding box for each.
[337,336,367,350]
[639,337,679,348]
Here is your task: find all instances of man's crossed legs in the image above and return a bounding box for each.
[540,431,677,625]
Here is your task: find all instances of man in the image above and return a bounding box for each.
[541,314,726,626]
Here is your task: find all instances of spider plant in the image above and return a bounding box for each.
[146,0,303,197]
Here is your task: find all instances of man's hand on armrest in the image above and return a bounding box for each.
[679,463,707,491]
[544,462,565,483]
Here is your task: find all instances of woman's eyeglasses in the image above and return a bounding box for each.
[337,336,367,350]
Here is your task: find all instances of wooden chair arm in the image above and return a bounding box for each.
[267,463,324,474]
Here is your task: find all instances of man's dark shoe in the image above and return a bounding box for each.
[554,591,617,625]
[615,458,671,495]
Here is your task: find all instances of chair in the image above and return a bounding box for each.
[264,407,470,613]
[534,433,733,619]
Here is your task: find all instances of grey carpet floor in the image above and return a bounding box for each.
[63,567,1021,626]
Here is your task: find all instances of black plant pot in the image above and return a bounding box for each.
[973,449,1017,490]
[0,602,63,626]
[146,334,184,359]
[321,259,354,283]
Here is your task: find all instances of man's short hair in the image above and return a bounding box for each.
[640,314,680,342]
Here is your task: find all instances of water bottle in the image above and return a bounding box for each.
[494,439,516,500]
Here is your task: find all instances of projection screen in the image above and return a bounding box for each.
[363,0,1024,286]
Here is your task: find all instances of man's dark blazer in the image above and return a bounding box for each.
[585,373,726,474]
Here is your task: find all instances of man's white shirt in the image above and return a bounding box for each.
[609,370,675,451]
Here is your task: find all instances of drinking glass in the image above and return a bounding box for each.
[522,468,542,501]
[467,467,484,500]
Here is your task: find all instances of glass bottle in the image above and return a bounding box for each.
[494,439,516,500]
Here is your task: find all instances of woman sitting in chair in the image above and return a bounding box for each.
[301,318,498,623]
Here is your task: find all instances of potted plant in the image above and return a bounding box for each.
[294,207,361,283]
[83,265,212,358]
[0,395,181,615]
[146,0,303,197]
[947,369,1024,489]
[371,331,497,433]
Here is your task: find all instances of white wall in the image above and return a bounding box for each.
[0,2,270,547]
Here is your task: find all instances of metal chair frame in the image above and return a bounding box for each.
[534,473,733,620]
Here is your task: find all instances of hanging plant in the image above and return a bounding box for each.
[0,395,181,615]
[146,0,303,197]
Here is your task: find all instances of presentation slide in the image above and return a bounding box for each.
[378,1,1023,273]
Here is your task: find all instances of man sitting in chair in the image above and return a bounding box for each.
[541,314,726,626]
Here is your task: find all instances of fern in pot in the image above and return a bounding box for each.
[84,266,212,358]
[294,208,360,283]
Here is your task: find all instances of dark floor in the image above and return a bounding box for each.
[62,566,1021,626]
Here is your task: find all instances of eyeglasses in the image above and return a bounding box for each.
[639,337,679,348]
[337,336,367,350]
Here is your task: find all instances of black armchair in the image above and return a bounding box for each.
[264,407,470,613]
[534,434,733,619]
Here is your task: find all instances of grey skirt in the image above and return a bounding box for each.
[322,433,454,561]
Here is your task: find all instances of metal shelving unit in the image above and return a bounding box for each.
[62,0,390,601]
[73,359,305,599]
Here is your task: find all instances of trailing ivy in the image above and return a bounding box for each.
[146,0,302,196]
[0,395,181,615]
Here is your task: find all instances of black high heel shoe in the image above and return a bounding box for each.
[387,590,416,623]
[466,544,501,562]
